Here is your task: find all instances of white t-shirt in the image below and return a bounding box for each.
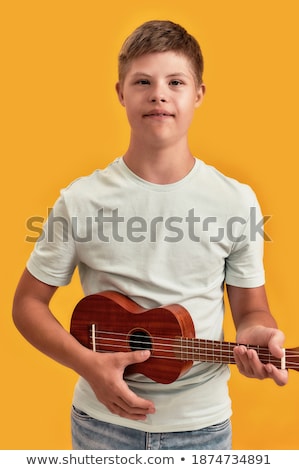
[27,157,265,432]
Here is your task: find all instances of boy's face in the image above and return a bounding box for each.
[116,51,205,148]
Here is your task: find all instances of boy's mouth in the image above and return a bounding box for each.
[143,109,174,118]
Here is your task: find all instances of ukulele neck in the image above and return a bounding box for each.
[176,338,286,370]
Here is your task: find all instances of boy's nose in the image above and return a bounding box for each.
[151,96,167,103]
[149,83,168,102]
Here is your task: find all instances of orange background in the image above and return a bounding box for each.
[1,0,299,450]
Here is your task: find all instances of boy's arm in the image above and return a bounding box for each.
[12,269,155,420]
[227,284,288,386]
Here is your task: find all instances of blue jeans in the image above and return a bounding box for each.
[71,406,232,450]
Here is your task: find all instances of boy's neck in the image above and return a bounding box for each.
[123,140,195,184]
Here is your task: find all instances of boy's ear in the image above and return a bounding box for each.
[195,83,206,108]
[116,82,125,106]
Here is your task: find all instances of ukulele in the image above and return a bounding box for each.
[70,290,299,384]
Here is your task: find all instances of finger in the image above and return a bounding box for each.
[234,346,267,378]
[115,397,155,418]
[111,377,155,412]
[108,402,151,420]
[120,383,155,411]
[118,350,151,368]
[235,345,288,384]
[101,382,155,420]
[268,330,285,358]
[234,345,256,371]
[264,364,288,386]
[107,387,155,420]
[247,348,269,378]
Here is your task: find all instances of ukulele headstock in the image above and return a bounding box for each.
[286,347,299,371]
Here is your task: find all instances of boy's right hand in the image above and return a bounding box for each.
[79,349,156,421]
[12,270,155,421]
[12,269,155,421]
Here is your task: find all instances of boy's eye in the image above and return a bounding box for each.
[134,79,183,86]
[169,79,183,86]
[136,79,150,85]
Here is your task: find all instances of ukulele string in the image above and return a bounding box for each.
[91,335,184,361]
[92,345,299,369]
[91,343,299,368]
[87,329,299,367]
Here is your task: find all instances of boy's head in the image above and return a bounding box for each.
[118,20,204,87]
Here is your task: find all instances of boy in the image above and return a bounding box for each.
[13,20,288,450]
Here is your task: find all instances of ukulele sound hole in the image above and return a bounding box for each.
[129,329,152,351]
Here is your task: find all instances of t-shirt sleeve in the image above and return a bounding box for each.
[26,194,78,286]
[225,194,265,288]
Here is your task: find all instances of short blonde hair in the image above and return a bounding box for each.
[118,20,204,86]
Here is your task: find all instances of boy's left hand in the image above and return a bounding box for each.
[233,326,288,386]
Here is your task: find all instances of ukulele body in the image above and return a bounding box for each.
[70,290,195,384]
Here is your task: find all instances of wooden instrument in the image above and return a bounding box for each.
[70,291,299,384]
